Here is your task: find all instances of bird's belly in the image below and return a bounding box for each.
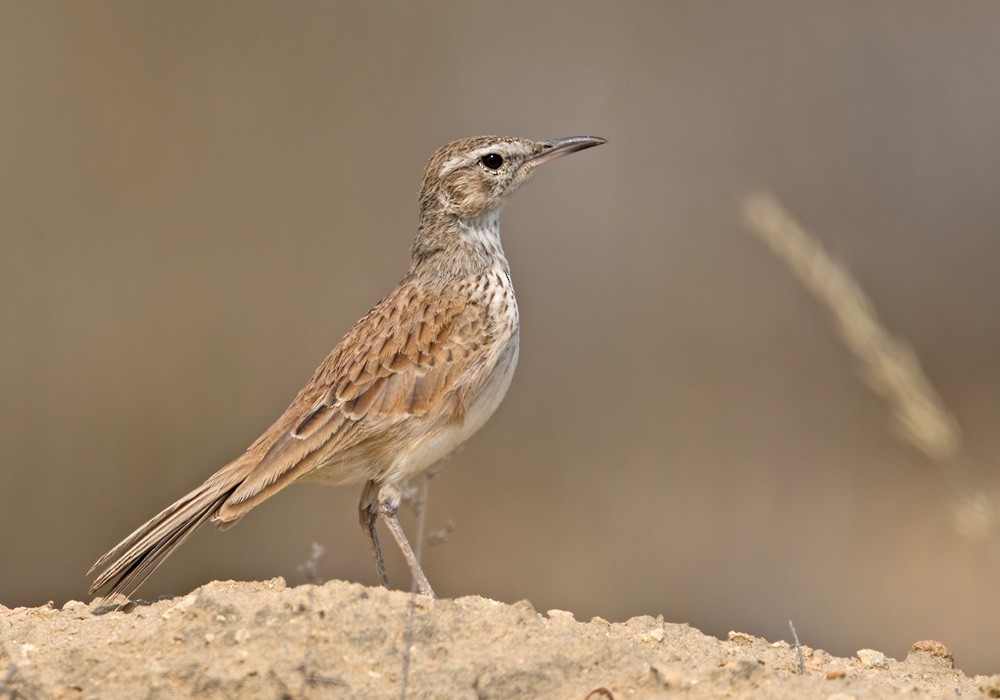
[384,332,519,484]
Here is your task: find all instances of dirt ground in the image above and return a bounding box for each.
[0,578,995,699]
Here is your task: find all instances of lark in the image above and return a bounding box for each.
[89,135,605,601]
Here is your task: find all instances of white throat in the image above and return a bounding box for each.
[458,211,503,258]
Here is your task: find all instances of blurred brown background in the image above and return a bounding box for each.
[3,1,999,674]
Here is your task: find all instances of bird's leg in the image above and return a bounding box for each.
[358,480,388,588]
[359,480,435,596]
[378,499,434,598]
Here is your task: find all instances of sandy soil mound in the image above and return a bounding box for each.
[2,578,995,698]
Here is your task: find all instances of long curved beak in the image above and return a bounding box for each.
[526,135,607,168]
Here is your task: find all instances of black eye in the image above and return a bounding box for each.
[480,153,504,170]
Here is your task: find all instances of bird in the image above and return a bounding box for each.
[88,134,606,603]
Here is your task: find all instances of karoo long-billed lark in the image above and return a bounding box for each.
[89,134,605,601]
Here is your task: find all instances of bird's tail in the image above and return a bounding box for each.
[87,464,245,604]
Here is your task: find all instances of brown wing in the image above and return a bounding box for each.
[215,278,489,520]
[88,277,493,601]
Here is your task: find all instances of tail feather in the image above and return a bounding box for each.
[88,479,238,602]
[87,411,329,602]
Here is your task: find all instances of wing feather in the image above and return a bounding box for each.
[216,279,490,519]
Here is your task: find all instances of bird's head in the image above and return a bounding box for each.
[419,135,606,223]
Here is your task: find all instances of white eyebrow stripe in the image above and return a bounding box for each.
[437,143,534,178]
[438,153,473,177]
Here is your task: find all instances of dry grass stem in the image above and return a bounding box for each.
[740,194,1000,539]
[741,193,961,463]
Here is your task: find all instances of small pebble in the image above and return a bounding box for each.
[856,649,889,668]
[511,599,535,612]
[61,600,90,619]
[906,639,954,669]
[546,609,575,622]
[727,631,755,646]
[643,627,665,643]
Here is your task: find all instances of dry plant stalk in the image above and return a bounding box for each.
[740,194,1000,539]
[740,193,961,463]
